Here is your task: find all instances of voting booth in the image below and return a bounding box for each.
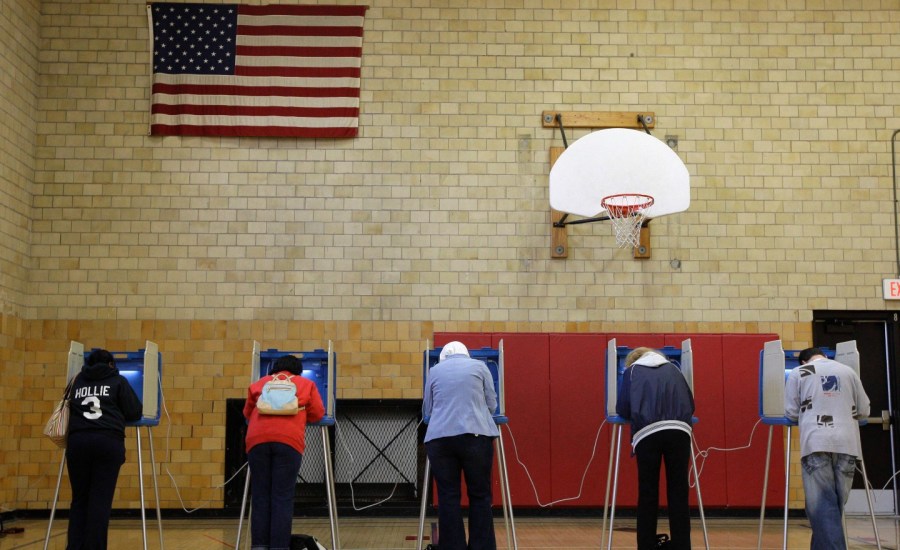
[416,341,517,550]
[45,341,164,550]
[601,339,708,550]
[235,341,340,550]
[756,340,880,550]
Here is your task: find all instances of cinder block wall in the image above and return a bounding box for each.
[2,0,898,511]
[0,0,40,513]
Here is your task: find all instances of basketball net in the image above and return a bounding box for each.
[601,193,654,248]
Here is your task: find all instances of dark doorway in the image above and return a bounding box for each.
[812,310,899,514]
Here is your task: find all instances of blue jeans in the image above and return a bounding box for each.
[248,442,303,550]
[426,434,497,550]
[801,452,857,550]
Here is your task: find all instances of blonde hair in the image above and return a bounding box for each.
[624,347,658,368]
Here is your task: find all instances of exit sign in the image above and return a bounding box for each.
[884,279,900,300]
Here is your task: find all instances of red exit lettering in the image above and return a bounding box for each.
[884,279,900,300]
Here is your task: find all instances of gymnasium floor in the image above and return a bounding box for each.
[5,514,898,549]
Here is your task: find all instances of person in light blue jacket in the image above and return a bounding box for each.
[423,341,500,550]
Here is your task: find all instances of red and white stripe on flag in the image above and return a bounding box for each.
[149,3,366,138]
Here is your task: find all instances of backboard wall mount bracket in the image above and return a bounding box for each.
[545,111,657,259]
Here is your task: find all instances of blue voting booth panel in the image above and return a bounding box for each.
[423,347,505,422]
[258,349,335,426]
[605,345,683,422]
[86,348,162,428]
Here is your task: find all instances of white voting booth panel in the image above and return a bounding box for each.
[834,340,860,375]
[760,340,789,421]
[46,341,164,550]
[601,339,708,550]
[66,341,83,383]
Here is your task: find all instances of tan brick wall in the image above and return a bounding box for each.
[0,0,40,317]
[4,0,898,511]
[0,315,26,512]
[0,0,40,511]
[28,1,900,323]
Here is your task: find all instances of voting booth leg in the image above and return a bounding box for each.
[322,425,341,550]
[856,446,883,550]
[756,425,775,550]
[136,428,149,550]
[599,424,619,549]
[689,434,710,550]
[135,427,164,550]
[236,467,251,550]
[415,457,431,550]
[43,454,66,550]
[605,424,625,550]
[496,450,511,550]
[495,429,518,550]
[781,427,792,550]
[146,427,165,550]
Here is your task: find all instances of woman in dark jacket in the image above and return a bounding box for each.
[616,347,695,550]
[66,348,143,550]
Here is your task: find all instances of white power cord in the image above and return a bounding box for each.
[503,419,607,507]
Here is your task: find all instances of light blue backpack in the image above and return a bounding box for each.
[257,373,303,415]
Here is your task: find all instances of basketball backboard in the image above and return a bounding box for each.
[549,128,690,219]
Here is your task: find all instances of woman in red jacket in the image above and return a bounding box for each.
[244,354,325,550]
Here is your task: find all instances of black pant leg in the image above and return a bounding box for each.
[663,431,692,550]
[426,437,466,550]
[460,435,496,550]
[66,431,125,550]
[635,434,664,550]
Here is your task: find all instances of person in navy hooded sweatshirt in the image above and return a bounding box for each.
[616,347,695,550]
[66,348,143,550]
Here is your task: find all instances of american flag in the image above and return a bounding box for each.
[149,3,366,138]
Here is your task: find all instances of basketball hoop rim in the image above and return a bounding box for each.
[600,193,655,218]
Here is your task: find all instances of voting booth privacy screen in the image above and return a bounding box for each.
[424,346,504,420]
[86,344,162,427]
[256,348,336,425]
[758,340,860,423]
[604,339,693,419]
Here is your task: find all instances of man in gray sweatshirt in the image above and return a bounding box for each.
[785,347,871,550]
